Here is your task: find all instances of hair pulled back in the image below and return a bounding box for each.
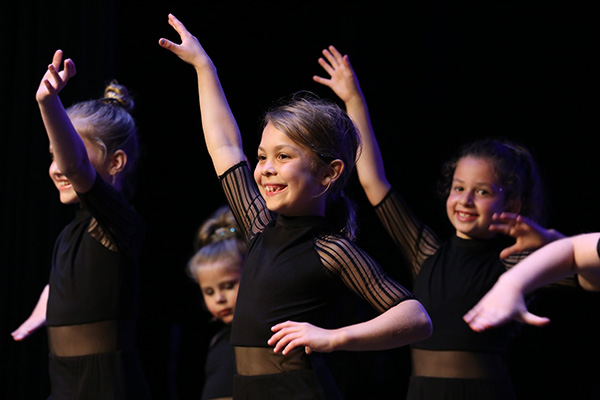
[438,138,546,223]
[187,206,246,283]
[66,80,139,197]
[263,92,362,241]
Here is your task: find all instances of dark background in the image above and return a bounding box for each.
[1,2,599,399]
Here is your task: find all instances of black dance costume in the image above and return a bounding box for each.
[219,162,415,400]
[201,324,235,400]
[374,189,526,400]
[46,173,151,399]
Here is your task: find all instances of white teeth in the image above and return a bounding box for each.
[58,181,71,187]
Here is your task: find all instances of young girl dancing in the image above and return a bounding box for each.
[188,205,245,400]
[314,45,565,399]
[12,50,151,399]
[159,14,432,400]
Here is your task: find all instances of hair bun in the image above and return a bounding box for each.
[101,79,134,111]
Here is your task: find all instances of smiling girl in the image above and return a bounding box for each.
[313,45,564,399]
[12,50,151,399]
[159,14,432,400]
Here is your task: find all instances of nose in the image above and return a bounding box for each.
[459,190,474,206]
[215,291,226,303]
[49,161,64,177]
[261,160,276,177]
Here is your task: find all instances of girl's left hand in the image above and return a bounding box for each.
[463,278,551,331]
[313,45,360,104]
[36,49,76,104]
[490,212,564,259]
[268,321,335,355]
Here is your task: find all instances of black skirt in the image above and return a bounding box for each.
[48,350,152,400]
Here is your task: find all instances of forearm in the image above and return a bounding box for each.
[345,95,390,205]
[195,64,245,175]
[572,233,600,290]
[501,237,580,294]
[38,97,92,180]
[332,299,431,351]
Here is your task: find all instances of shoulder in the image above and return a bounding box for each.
[315,234,372,274]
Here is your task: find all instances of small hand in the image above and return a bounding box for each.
[490,212,564,259]
[158,14,213,70]
[11,317,46,341]
[268,321,334,355]
[313,45,361,104]
[464,281,550,332]
[36,49,76,104]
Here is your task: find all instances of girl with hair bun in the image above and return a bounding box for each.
[12,50,151,399]
[187,205,246,400]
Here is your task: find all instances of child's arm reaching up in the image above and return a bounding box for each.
[159,14,246,175]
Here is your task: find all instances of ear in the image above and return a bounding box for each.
[107,149,127,176]
[505,197,522,214]
[321,159,344,186]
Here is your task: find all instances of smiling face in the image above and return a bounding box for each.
[253,123,330,216]
[446,156,509,239]
[48,134,110,205]
[195,259,241,324]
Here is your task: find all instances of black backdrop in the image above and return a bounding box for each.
[1,2,599,399]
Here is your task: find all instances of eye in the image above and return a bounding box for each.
[223,281,238,290]
[256,154,266,162]
[476,189,490,196]
[203,288,214,296]
[452,184,464,193]
[277,153,290,160]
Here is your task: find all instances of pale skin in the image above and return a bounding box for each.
[159,14,432,355]
[195,259,241,325]
[12,50,127,341]
[464,232,600,332]
[314,45,560,254]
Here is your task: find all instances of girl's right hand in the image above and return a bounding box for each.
[36,49,76,104]
[158,14,213,71]
[11,315,46,341]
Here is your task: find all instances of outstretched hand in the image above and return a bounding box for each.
[36,49,76,104]
[463,279,551,332]
[158,14,213,70]
[490,212,564,259]
[313,45,361,103]
[268,321,336,355]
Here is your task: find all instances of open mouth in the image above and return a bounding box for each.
[56,181,73,190]
[264,184,286,195]
[456,211,477,221]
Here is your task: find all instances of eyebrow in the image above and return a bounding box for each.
[257,143,300,153]
[452,178,496,188]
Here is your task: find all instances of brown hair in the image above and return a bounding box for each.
[263,92,362,240]
[66,80,139,198]
[187,206,246,283]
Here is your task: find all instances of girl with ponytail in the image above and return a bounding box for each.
[159,14,432,400]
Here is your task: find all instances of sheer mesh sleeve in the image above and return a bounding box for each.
[219,162,275,242]
[374,188,440,278]
[77,172,144,253]
[316,234,414,313]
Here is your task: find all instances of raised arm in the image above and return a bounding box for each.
[313,46,390,205]
[36,50,96,193]
[159,14,245,175]
[464,232,600,332]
